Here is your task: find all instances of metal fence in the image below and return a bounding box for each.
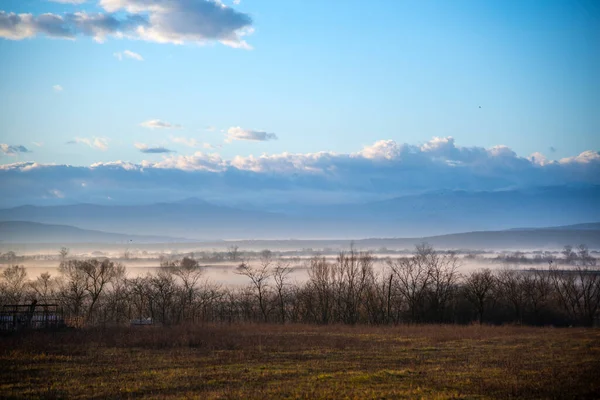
[0,301,67,332]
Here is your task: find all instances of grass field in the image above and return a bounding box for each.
[1,324,599,399]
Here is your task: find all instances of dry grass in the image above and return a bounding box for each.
[1,324,599,399]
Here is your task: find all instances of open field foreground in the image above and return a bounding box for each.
[1,325,599,399]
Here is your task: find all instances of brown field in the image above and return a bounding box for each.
[1,324,599,399]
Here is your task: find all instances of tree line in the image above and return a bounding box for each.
[1,244,598,327]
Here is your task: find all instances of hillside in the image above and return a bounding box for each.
[1,220,598,250]
[0,221,190,244]
[0,186,598,239]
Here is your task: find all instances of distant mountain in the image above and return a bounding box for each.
[0,186,598,240]
[0,221,191,244]
[173,197,212,206]
[283,186,600,232]
[0,202,289,240]
[508,222,600,231]
[397,228,600,250]
[218,227,600,251]
[0,221,598,249]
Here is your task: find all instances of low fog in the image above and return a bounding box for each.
[2,242,595,287]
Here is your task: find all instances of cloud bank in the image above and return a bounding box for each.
[0,0,253,48]
[1,137,599,207]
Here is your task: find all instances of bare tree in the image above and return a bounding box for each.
[162,257,204,322]
[363,266,396,325]
[79,259,124,322]
[577,244,595,266]
[58,259,124,323]
[58,260,88,319]
[0,265,29,305]
[29,272,58,303]
[59,247,69,263]
[148,271,177,325]
[127,275,152,322]
[227,245,240,262]
[562,245,577,265]
[195,280,223,324]
[335,246,373,324]
[103,269,130,325]
[307,256,333,324]
[463,268,496,324]
[388,244,433,323]
[496,267,526,323]
[427,250,460,322]
[260,249,273,263]
[273,259,292,323]
[550,261,600,326]
[236,258,272,323]
[521,267,552,323]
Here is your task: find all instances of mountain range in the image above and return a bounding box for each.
[0,221,598,250]
[0,186,597,240]
[0,221,193,244]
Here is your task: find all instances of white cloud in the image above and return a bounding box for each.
[359,140,402,160]
[32,142,44,147]
[1,1,254,49]
[90,160,139,170]
[0,144,31,156]
[559,150,600,164]
[0,11,146,42]
[101,0,254,49]
[67,137,109,151]
[53,84,63,92]
[229,152,335,174]
[140,119,182,129]
[233,0,241,5]
[114,49,143,61]
[420,136,455,154]
[529,152,548,166]
[226,126,278,142]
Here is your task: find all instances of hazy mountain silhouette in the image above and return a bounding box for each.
[0,186,597,240]
[0,221,192,244]
[1,220,598,249]
[0,202,287,240]
[507,222,600,231]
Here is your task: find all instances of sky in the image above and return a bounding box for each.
[0,0,599,207]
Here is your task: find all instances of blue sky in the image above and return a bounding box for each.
[0,0,599,207]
